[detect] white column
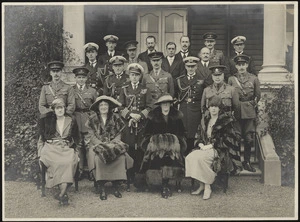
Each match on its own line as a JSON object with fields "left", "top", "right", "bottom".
{"left": 259, "top": 4, "right": 289, "bottom": 85}
{"left": 63, "top": 5, "right": 85, "bottom": 83}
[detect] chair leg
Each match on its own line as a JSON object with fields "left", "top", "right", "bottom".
{"left": 40, "top": 161, "right": 46, "bottom": 197}
{"left": 74, "top": 165, "right": 79, "bottom": 192}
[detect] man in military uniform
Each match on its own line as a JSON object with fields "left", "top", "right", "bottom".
{"left": 98, "top": 35, "right": 122, "bottom": 77}
{"left": 142, "top": 51, "right": 175, "bottom": 102}
{"left": 118, "top": 63, "right": 153, "bottom": 190}
{"left": 83, "top": 42, "right": 105, "bottom": 96}
{"left": 39, "top": 61, "right": 75, "bottom": 116}
{"left": 138, "top": 36, "right": 157, "bottom": 72}
{"left": 162, "top": 42, "right": 185, "bottom": 98}
{"left": 201, "top": 65, "right": 239, "bottom": 116}
{"left": 123, "top": 40, "right": 149, "bottom": 76}
{"left": 103, "top": 56, "right": 129, "bottom": 101}
{"left": 176, "top": 35, "right": 196, "bottom": 60}
{"left": 73, "top": 67, "right": 98, "bottom": 180}
{"left": 228, "top": 55, "right": 261, "bottom": 172}
{"left": 203, "top": 32, "right": 229, "bottom": 81}
{"left": 228, "top": 36, "right": 257, "bottom": 76}
{"left": 177, "top": 56, "right": 208, "bottom": 155}
{"left": 38, "top": 61, "right": 75, "bottom": 156}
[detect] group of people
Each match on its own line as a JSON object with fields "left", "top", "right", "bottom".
{"left": 37, "top": 32, "right": 261, "bottom": 205}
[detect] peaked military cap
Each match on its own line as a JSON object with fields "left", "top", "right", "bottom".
{"left": 233, "top": 54, "right": 250, "bottom": 64}
{"left": 103, "top": 35, "right": 119, "bottom": 42}
{"left": 209, "top": 65, "right": 227, "bottom": 75}
{"left": 148, "top": 51, "right": 164, "bottom": 60}
{"left": 47, "top": 61, "right": 64, "bottom": 70}
{"left": 154, "top": 94, "right": 174, "bottom": 105}
{"left": 183, "top": 56, "right": 200, "bottom": 65}
{"left": 203, "top": 32, "right": 217, "bottom": 40}
{"left": 90, "top": 95, "right": 122, "bottom": 112}
{"left": 73, "top": 67, "right": 89, "bottom": 76}
{"left": 83, "top": 42, "right": 99, "bottom": 52}
{"left": 124, "top": 40, "right": 138, "bottom": 50}
{"left": 231, "top": 36, "right": 246, "bottom": 45}
{"left": 109, "top": 56, "right": 127, "bottom": 65}
{"left": 127, "top": 63, "right": 144, "bottom": 75}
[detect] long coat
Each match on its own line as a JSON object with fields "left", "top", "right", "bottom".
{"left": 177, "top": 71, "right": 209, "bottom": 139}
{"left": 39, "top": 114, "right": 79, "bottom": 187}
{"left": 140, "top": 106, "right": 187, "bottom": 171}
{"left": 85, "top": 112, "right": 133, "bottom": 181}
{"left": 138, "top": 50, "right": 154, "bottom": 72}
{"left": 194, "top": 113, "right": 242, "bottom": 174}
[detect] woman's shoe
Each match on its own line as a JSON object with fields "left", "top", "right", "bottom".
{"left": 58, "top": 194, "right": 69, "bottom": 206}
{"left": 203, "top": 188, "right": 212, "bottom": 200}
{"left": 99, "top": 188, "right": 107, "bottom": 200}
{"left": 161, "top": 187, "right": 171, "bottom": 199}
{"left": 113, "top": 189, "right": 122, "bottom": 198}
{"left": 191, "top": 184, "right": 204, "bottom": 195}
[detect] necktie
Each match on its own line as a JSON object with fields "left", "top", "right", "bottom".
{"left": 204, "top": 62, "right": 207, "bottom": 67}
{"left": 90, "top": 62, "right": 96, "bottom": 68}
{"left": 182, "top": 51, "right": 188, "bottom": 59}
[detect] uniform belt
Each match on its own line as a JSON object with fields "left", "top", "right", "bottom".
{"left": 75, "top": 108, "right": 90, "bottom": 112}
{"left": 46, "top": 139, "right": 69, "bottom": 144}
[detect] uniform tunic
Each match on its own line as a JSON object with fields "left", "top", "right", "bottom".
{"left": 103, "top": 72, "right": 129, "bottom": 100}
{"left": 84, "top": 62, "right": 106, "bottom": 96}
{"left": 118, "top": 84, "right": 153, "bottom": 172}
{"left": 142, "top": 69, "right": 175, "bottom": 102}
{"left": 39, "top": 80, "right": 75, "bottom": 116}
{"left": 201, "top": 83, "right": 239, "bottom": 114}
{"left": 98, "top": 51, "right": 123, "bottom": 77}
{"left": 228, "top": 72, "right": 261, "bottom": 161}
{"left": 177, "top": 72, "right": 207, "bottom": 139}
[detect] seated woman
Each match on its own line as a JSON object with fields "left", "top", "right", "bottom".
{"left": 39, "top": 98, "right": 79, "bottom": 206}
{"left": 85, "top": 95, "right": 134, "bottom": 200}
{"left": 185, "top": 95, "right": 242, "bottom": 200}
{"left": 140, "top": 94, "right": 187, "bottom": 199}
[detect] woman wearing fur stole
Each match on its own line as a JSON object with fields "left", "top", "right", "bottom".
{"left": 85, "top": 95, "right": 134, "bottom": 200}
{"left": 185, "top": 95, "right": 242, "bottom": 200}
{"left": 39, "top": 98, "right": 80, "bottom": 206}
{"left": 140, "top": 94, "right": 187, "bottom": 198}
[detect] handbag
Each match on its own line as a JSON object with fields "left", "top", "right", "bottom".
{"left": 93, "top": 140, "right": 128, "bottom": 164}
{"left": 211, "top": 149, "right": 221, "bottom": 173}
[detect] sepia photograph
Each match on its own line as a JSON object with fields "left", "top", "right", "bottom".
{"left": 2, "top": 1, "right": 298, "bottom": 220}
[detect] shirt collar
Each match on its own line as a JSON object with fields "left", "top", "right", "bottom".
{"left": 77, "top": 84, "right": 85, "bottom": 90}
{"left": 108, "top": 50, "right": 115, "bottom": 56}
{"left": 235, "top": 51, "right": 243, "bottom": 55}
{"left": 147, "top": 49, "right": 156, "bottom": 54}
{"left": 131, "top": 82, "right": 139, "bottom": 88}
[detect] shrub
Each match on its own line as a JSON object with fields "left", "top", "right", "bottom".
{"left": 4, "top": 5, "right": 73, "bottom": 182}
{"left": 264, "top": 83, "right": 295, "bottom": 187}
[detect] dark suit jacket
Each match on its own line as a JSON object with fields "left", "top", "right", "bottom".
{"left": 228, "top": 51, "right": 257, "bottom": 76}
{"left": 195, "top": 61, "right": 214, "bottom": 87}
{"left": 138, "top": 50, "right": 153, "bottom": 72}
{"left": 175, "top": 51, "right": 197, "bottom": 62}
{"left": 161, "top": 56, "right": 185, "bottom": 97}
{"left": 84, "top": 62, "right": 105, "bottom": 95}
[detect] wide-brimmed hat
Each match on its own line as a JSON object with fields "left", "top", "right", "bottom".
{"left": 154, "top": 94, "right": 174, "bottom": 105}
{"left": 90, "top": 95, "right": 122, "bottom": 112}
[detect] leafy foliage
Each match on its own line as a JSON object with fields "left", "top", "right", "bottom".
{"left": 4, "top": 6, "right": 66, "bottom": 182}
{"left": 263, "top": 82, "right": 295, "bottom": 187}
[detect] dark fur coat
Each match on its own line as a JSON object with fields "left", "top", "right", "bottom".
{"left": 195, "top": 113, "right": 242, "bottom": 173}
{"left": 140, "top": 106, "right": 187, "bottom": 169}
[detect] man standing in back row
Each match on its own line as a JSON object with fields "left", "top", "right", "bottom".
{"left": 138, "top": 36, "right": 157, "bottom": 72}
{"left": 228, "top": 54, "right": 261, "bottom": 173}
